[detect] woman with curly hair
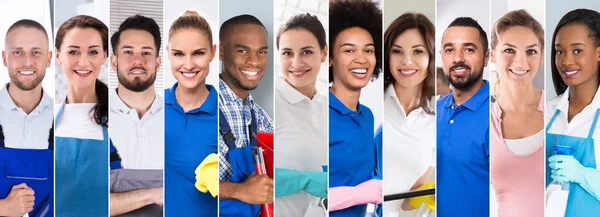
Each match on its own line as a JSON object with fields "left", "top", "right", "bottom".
{"left": 327, "top": 0, "right": 383, "bottom": 216}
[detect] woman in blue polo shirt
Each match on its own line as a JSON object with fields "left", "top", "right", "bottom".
{"left": 164, "top": 11, "right": 218, "bottom": 216}
{"left": 328, "top": 1, "right": 383, "bottom": 216}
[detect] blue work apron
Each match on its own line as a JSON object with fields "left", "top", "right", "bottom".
{"left": 55, "top": 104, "right": 109, "bottom": 217}
{"left": 546, "top": 108, "right": 600, "bottom": 216}
{"left": 219, "top": 109, "right": 261, "bottom": 217}
{"left": 0, "top": 124, "right": 54, "bottom": 217}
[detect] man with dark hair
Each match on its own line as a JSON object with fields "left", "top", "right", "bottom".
{"left": 217, "top": 14, "right": 274, "bottom": 217}
{"left": 436, "top": 16, "right": 490, "bottom": 217}
{"left": 109, "top": 14, "right": 164, "bottom": 217}
{"left": 0, "top": 19, "right": 54, "bottom": 217}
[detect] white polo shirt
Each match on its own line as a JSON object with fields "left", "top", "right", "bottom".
{"left": 547, "top": 87, "right": 600, "bottom": 167}
{"left": 0, "top": 84, "right": 54, "bottom": 149}
{"left": 274, "top": 77, "right": 327, "bottom": 217}
{"left": 383, "top": 84, "right": 435, "bottom": 216}
{"left": 109, "top": 89, "right": 164, "bottom": 170}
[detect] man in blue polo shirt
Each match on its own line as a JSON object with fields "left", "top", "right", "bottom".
{"left": 436, "top": 17, "right": 490, "bottom": 217}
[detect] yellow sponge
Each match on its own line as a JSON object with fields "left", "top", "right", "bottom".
{"left": 408, "top": 182, "right": 435, "bottom": 211}
{"left": 195, "top": 153, "right": 218, "bottom": 197}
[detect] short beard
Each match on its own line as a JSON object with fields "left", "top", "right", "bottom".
{"left": 116, "top": 63, "right": 156, "bottom": 92}
{"left": 11, "top": 74, "right": 43, "bottom": 91}
{"left": 447, "top": 64, "right": 484, "bottom": 90}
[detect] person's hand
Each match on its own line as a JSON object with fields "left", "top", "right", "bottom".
{"left": 354, "top": 179, "right": 383, "bottom": 204}
{"left": 0, "top": 183, "right": 35, "bottom": 216}
{"left": 146, "top": 187, "right": 163, "bottom": 206}
{"left": 237, "top": 173, "right": 274, "bottom": 204}
{"left": 408, "top": 182, "right": 435, "bottom": 211}
{"left": 549, "top": 155, "right": 585, "bottom": 183}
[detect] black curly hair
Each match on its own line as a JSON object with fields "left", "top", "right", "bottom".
{"left": 551, "top": 8, "right": 600, "bottom": 95}
{"left": 329, "top": 0, "right": 382, "bottom": 83}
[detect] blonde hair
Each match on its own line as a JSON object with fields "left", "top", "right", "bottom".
{"left": 169, "top": 10, "right": 213, "bottom": 44}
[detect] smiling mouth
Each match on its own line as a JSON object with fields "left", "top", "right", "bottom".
{"left": 289, "top": 69, "right": 310, "bottom": 75}
{"left": 350, "top": 68, "right": 367, "bottom": 74}
{"left": 399, "top": 69, "right": 417, "bottom": 75}
{"left": 74, "top": 70, "right": 91, "bottom": 75}
{"left": 565, "top": 69, "right": 579, "bottom": 75}
{"left": 181, "top": 71, "right": 199, "bottom": 78}
{"left": 129, "top": 69, "right": 146, "bottom": 75}
{"left": 509, "top": 69, "right": 529, "bottom": 75}
{"left": 241, "top": 70, "right": 259, "bottom": 76}
{"left": 18, "top": 70, "right": 35, "bottom": 75}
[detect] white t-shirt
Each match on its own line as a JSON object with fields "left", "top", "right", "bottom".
{"left": 109, "top": 89, "right": 164, "bottom": 170}
{"left": 546, "top": 87, "right": 600, "bottom": 167}
{"left": 274, "top": 77, "right": 327, "bottom": 217}
{"left": 383, "top": 84, "right": 435, "bottom": 216}
{"left": 55, "top": 103, "right": 103, "bottom": 140}
{"left": 504, "top": 130, "right": 544, "bottom": 156}
{"left": 0, "top": 85, "right": 54, "bottom": 149}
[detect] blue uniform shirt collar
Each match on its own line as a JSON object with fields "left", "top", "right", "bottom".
{"left": 329, "top": 90, "right": 363, "bottom": 116}
{"left": 165, "top": 82, "right": 217, "bottom": 115}
{"left": 444, "top": 80, "right": 489, "bottom": 111}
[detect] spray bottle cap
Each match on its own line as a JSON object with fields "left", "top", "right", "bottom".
{"left": 553, "top": 145, "right": 575, "bottom": 155}
{"left": 366, "top": 203, "right": 376, "bottom": 213}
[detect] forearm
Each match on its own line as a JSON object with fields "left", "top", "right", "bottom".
{"left": 219, "top": 181, "right": 241, "bottom": 200}
{"left": 0, "top": 199, "right": 8, "bottom": 216}
{"left": 109, "top": 189, "right": 153, "bottom": 216}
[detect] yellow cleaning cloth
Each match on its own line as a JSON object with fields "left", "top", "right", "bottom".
{"left": 409, "top": 182, "right": 435, "bottom": 211}
{"left": 195, "top": 153, "right": 218, "bottom": 197}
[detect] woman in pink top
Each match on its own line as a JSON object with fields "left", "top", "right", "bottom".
{"left": 490, "top": 10, "right": 545, "bottom": 217}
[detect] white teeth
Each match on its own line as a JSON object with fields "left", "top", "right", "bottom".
{"left": 565, "top": 70, "right": 579, "bottom": 75}
{"left": 454, "top": 68, "right": 466, "bottom": 73}
{"left": 400, "top": 70, "right": 417, "bottom": 75}
{"left": 19, "top": 70, "right": 34, "bottom": 75}
{"left": 182, "top": 72, "right": 197, "bottom": 78}
{"left": 241, "top": 70, "right": 258, "bottom": 76}
{"left": 129, "top": 69, "right": 146, "bottom": 74}
{"left": 511, "top": 69, "right": 528, "bottom": 75}
{"left": 290, "top": 71, "right": 306, "bottom": 75}
{"left": 75, "top": 70, "right": 91, "bottom": 75}
{"left": 351, "top": 69, "right": 367, "bottom": 74}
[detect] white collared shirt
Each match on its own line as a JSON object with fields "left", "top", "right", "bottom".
{"left": 274, "top": 77, "right": 327, "bottom": 217}
{"left": 547, "top": 87, "right": 600, "bottom": 167}
{"left": 0, "top": 84, "right": 54, "bottom": 149}
{"left": 383, "top": 84, "right": 435, "bottom": 216}
{"left": 109, "top": 89, "right": 164, "bottom": 170}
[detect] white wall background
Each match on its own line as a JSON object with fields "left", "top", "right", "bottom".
{"left": 164, "top": 0, "right": 219, "bottom": 88}
{"left": 436, "top": 0, "right": 490, "bottom": 81}
{"left": 220, "top": 0, "right": 274, "bottom": 117}
{"left": 55, "top": 0, "right": 110, "bottom": 103}
{"left": 0, "top": 0, "right": 55, "bottom": 99}
{"left": 545, "top": 0, "right": 600, "bottom": 100}
{"left": 384, "top": 0, "right": 435, "bottom": 216}
{"left": 488, "top": 1, "right": 545, "bottom": 216}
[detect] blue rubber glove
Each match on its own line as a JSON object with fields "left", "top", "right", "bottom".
{"left": 549, "top": 155, "right": 600, "bottom": 201}
{"left": 275, "top": 168, "right": 327, "bottom": 198}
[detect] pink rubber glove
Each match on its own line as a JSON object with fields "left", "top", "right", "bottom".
{"left": 329, "top": 179, "right": 383, "bottom": 212}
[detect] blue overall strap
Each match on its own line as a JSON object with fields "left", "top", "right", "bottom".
{"left": 219, "top": 109, "right": 237, "bottom": 150}
{"left": 48, "top": 121, "right": 54, "bottom": 150}
{"left": 110, "top": 139, "right": 122, "bottom": 170}
{"left": 587, "top": 109, "right": 600, "bottom": 138}
{"left": 249, "top": 108, "right": 258, "bottom": 147}
{"left": 0, "top": 124, "right": 4, "bottom": 147}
